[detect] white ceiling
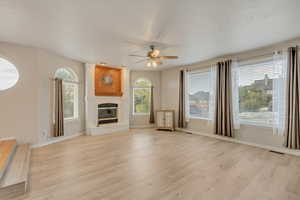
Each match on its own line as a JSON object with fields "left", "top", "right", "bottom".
{"left": 0, "top": 0, "right": 300, "bottom": 70}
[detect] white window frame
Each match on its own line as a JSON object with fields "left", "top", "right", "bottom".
{"left": 63, "top": 81, "right": 79, "bottom": 121}
{"left": 0, "top": 57, "right": 19, "bottom": 91}
{"left": 239, "top": 119, "right": 273, "bottom": 127}
{"left": 132, "top": 87, "right": 151, "bottom": 115}
{"left": 187, "top": 70, "right": 210, "bottom": 120}
{"left": 54, "top": 68, "right": 79, "bottom": 121}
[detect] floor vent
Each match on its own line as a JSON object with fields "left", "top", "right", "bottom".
{"left": 269, "top": 150, "right": 285, "bottom": 155}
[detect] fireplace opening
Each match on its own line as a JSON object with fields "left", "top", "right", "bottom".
{"left": 98, "top": 103, "right": 118, "bottom": 125}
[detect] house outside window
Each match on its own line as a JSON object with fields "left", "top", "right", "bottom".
{"left": 188, "top": 70, "right": 210, "bottom": 119}
{"left": 238, "top": 60, "right": 283, "bottom": 126}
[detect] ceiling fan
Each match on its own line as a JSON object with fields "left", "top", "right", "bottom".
{"left": 129, "top": 45, "right": 178, "bottom": 68}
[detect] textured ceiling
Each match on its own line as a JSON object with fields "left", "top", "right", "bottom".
{"left": 0, "top": 0, "right": 300, "bottom": 70}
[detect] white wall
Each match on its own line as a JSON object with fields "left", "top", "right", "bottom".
{"left": 0, "top": 42, "right": 85, "bottom": 145}
{"left": 36, "top": 49, "right": 85, "bottom": 144}
{"left": 0, "top": 43, "right": 39, "bottom": 144}
{"left": 130, "top": 71, "right": 161, "bottom": 128}
{"left": 160, "top": 38, "right": 300, "bottom": 148}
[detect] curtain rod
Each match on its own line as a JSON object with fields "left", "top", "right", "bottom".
{"left": 236, "top": 50, "right": 281, "bottom": 63}
{"left": 181, "top": 50, "right": 283, "bottom": 72}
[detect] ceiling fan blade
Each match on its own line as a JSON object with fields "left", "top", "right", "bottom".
{"left": 135, "top": 59, "right": 148, "bottom": 64}
{"left": 129, "top": 54, "right": 147, "bottom": 58}
{"left": 158, "top": 56, "right": 178, "bottom": 59}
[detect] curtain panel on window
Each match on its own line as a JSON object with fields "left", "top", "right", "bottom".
{"left": 272, "top": 51, "right": 287, "bottom": 136}
{"left": 231, "top": 61, "right": 240, "bottom": 130}
{"left": 214, "top": 60, "right": 234, "bottom": 137}
{"left": 54, "top": 78, "right": 64, "bottom": 137}
{"left": 149, "top": 86, "right": 155, "bottom": 124}
{"left": 178, "top": 70, "right": 187, "bottom": 128}
{"left": 206, "top": 65, "right": 217, "bottom": 125}
{"left": 285, "top": 46, "right": 300, "bottom": 149}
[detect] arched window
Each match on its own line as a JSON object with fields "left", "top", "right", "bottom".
{"left": 54, "top": 68, "right": 79, "bottom": 120}
{"left": 135, "top": 78, "right": 152, "bottom": 87}
{"left": 0, "top": 58, "right": 19, "bottom": 91}
{"left": 133, "top": 78, "right": 152, "bottom": 115}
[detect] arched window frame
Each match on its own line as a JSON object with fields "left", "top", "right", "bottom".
{"left": 132, "top": 78, "right": 152, "bottom": 115}
{"left": 54, "top": 68, "right": 79, "bottom": 120}
{"left": 0, "top": 57, "right": 19, "bottom": 91}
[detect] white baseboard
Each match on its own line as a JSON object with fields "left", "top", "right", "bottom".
{"left": 32, "top": 132, "right": 85, "bottom": 148}
{"left": 177, "top": 128, "right": 300, "bottom": 157}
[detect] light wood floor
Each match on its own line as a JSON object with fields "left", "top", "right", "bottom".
{"left": 11, "top": 129, "right": 300, "bottom": 200}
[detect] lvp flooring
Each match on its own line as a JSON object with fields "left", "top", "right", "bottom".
{"left": 11, "top": 129, "right": 300, "bottom": 200}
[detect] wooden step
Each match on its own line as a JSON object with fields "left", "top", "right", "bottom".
{"left": 0, "top": 139, "right": 17, "bottom": 180}
{"left": 0, "top": 144, "right": 31, "bottom": 199}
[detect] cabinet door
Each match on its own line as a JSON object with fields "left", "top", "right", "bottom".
{"left": 156, "top": 112, "right": 165, "bottom": 128}
{"left": 164, "top": 112, "right": 173, "bottom": 128}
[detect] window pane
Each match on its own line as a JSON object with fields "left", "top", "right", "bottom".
{"left": 238, "top": 61, "right": 280, "bottom": 124}
{"left": 63, "top": 83, "right": 75, "bottom": 119}
{"left": 134, "top": 88, "right": 150, "bottom": 114}
{"left": 188, "top": 72, "right": 210, "bottom": 118}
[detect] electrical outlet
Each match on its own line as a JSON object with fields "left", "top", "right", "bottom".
{"left": 42, "top": 130, "right": 48, "bottom": 137}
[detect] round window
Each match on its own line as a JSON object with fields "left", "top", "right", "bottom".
{"left": 0, "top": 58, "right": 19, "bottom": 91}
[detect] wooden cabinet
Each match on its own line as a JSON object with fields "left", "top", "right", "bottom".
{"left": 156, "top": 110, "right": 175, "bottom": 131}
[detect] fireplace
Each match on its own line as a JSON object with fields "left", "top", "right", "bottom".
{"left": 98, "top": 103, "right": 118, "bottom": 125}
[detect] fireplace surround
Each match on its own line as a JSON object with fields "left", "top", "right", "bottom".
{"left": 98, "top": 103, "right": 118, "bottom": 125}
{"left": 85, "top": 64, "right": 129, "bottom": 136}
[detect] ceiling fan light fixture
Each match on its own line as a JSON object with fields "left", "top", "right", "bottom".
{"left": 152, "top": 61, "right": 157, "bottom": 67}
{"left": 129, "top": 45, "right": 178, "bottom": 68}
{"left": 152, "top": 50, "right": 160, "bottom": 57}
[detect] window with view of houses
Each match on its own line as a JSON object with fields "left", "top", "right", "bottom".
{"left": 188, "top": 71, "right": 210, "bottom": 119}
{"left": 238, "top": 60, "right": 281, "bottom": 125}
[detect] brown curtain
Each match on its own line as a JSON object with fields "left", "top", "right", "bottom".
{"left": 149, "top": 86, "right": 155, "bottom": 124}
{"left": 54, "top": 78, "right": 64, "bottom": 137}
{"left": 214, "top": 60, "right": 234, "bottom": 137}
{"left": 178, "top": 70, "right": 187, "bottom": 128}
{"left": 285, "top": 46, "right": 300, "bottom": 149}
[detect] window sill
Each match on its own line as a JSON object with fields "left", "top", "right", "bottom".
{"left": 239, "top": 120, "right": 273, "bottom": 128}
{"left": 189, "top": 116, "right": 209, "bottom": 120}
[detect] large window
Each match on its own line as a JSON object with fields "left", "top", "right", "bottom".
{"left": 55, "top": 68, "right": 79, "bottom": 120}
{"left": 238, "top": 60, "right": 282, "bottom": 125}
{"left": 188, "top": 71, "right": 210, "bottom": 119}
{"left": 133, "top": 78, "right": 152, "bottom": 115}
